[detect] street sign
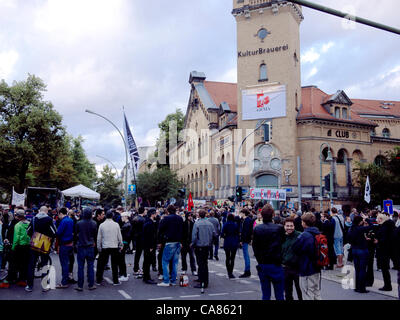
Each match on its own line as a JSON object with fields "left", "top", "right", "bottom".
{"left": 286, "top": 188, "right": 293, "bottom": 193}
{"left": 383, "top": 200, "right": 394, "bottom": 215}
{"left": 128, "top": 184, "right": 136, "bottom": 195}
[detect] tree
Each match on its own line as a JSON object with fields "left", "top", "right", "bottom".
{"left": 154, "top": 108, "right": 185, "bottom": 167}
{"left": 96, "top": 165, "right": 122, "bottom": 207}
{"left": 353, "top": 146, "right": 400, "bottom": 207}
{"left": 137, "top": 167, "right": 183, "bottom": 206}
{"left": 70, "top": 136, "right": 97, "bottom": 189}
{"left": 0, "top": 74, "right": 66, "bottom": 192}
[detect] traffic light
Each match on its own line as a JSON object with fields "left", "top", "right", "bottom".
{"left": 236, "top": 186, "right": 243, "bottom": 202}
{"left": 324, "top": 174, "right": 330, "bottom": 192}
{"left": 263, "top": 122, "right": 271, "bottom": 142}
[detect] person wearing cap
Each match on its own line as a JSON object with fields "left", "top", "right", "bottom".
{"left": 142, "top": 208, "right": 158, "bottom": 284}
{"left": 11, "top": 209, "right": 31, "bottom": 287}
{"left": 75, "top": 207, "right": 98, "bottom": 291}
{"left": 96, "top": 210, "right": 123, "bottom": 286}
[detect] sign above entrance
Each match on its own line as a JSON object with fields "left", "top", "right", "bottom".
{"left": 238, "top": 44, "right": 289, "bottom": 58}
{"left": 242, "top": 85, "right": 286, "bottom": 121}
{"left": 249, "top": 188, "right": 287, "bottom": 201}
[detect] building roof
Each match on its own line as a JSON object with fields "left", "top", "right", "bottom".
{"left": 192, "top": 77, "right": 399, "bottom": 127}
{"left": 204, "top": 81, "right": 238, "bottom": 113}
{"left": 298, "top": 86, "right": 377, "bottom": 126}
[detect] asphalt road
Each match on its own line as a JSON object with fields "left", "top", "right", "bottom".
{"left": 0, "top": 247, "right": 397, "bottom": 301}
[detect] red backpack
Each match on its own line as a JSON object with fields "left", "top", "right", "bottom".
{"left": 315, "top": 234, "right": 329, "bottom": 268}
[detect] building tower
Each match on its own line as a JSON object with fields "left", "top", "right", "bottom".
{"left": 232, "top": 0, "right": 303, "bottom": 204}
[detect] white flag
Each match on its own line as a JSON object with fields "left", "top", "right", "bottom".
{"left": 364, "top": 176, "right": 371, "bottom": 204}
{"left": 12, "top": 187, "right": 25, "bottom": 206}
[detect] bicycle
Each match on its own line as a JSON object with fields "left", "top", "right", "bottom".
{"left": 34, "top": 254, "right": 53, "bottom": 278}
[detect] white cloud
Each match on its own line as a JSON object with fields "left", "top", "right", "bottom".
{"left": 321, "top": 42, "right": 335, "bottom": 53}
{"left": 307, "top": 67, "right": 318, "bottom": 80}
{"left": 0, "top": 49, "right": 18, "bottom": 80}
{"left": 33, "top": 0, "right": 128, "bottom": 45}
{"left": 301, "top": 48, "right": 320, "bottom": 64}
{"left": 218, "top": 67, "right": 237, "bottom": 83}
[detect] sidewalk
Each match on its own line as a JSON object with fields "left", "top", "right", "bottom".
{"left": 321, "top": 264, "right": 399, "bottom": 299}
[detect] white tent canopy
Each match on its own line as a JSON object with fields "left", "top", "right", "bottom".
{"left": 61, "top": 184, "right": 100, "bottom": 200}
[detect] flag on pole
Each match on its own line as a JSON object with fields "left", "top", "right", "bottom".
{"left": 123, "top": 112, "right": 140, "bottom": 175}
{"left": 188, "top": 192, "right": 194, "bottom": 212}
{"left": 364, "top": 176, "right": 371, "bottom": 204}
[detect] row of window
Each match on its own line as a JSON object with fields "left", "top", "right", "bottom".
{"left": 371, "top": 128, "right": 391, "bottom": 138}
{"left": 334, "top": 107, "right": 348, "bottom": 120}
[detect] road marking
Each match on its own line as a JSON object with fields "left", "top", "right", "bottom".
{"left": 104, "top": 277, "right": 113, "bottom": 284}
{"left": 208, "top": 293, "right": 229, "bottom": 296}
{"left": 234, "top": 290, "right": 255, "bottom": 294}
{"left": 180, "top": 295, "right": 201, "bottom": 298}
{"left": 239, "top": 280, "right": 251, "bottom": 284}
{"left": 209, "top": 270, "right": 216, "bottom": 273}
{"left": 251, "top": 276, "right": 258, "bottom": 279}
{"left": 214, "top": 264, "right": 224, "bottom": 268}
{"left": 118, "top": 290, "right": 132, "bottom": 300}
{"left": 216, "top": 273, "right": 226, "bottom": 277}
{"left": 149, "top": 297, "right": 173, "bottom": 300}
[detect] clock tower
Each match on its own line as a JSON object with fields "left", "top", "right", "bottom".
{"left": 232, "top": 0, "right": 303, "bottom": 198}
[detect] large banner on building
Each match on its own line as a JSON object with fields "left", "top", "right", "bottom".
{"left": 249, "top": 188, "right": 287, "bottom": 201}
{"left": 12, "top": 187, "right": 25, "bottom": 206}
{"left": 242, "top": 85, "right": 286, "bottom": 120}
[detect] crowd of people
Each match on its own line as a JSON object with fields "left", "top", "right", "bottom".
{"left": 0, "top": 202, "right": 399, "bottom": 300}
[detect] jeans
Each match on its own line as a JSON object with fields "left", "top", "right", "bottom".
{"left": 224, "top": 248, "right": 237, "bottom": 276}
{"left": 195, "top": 246, "right": 210, "bottom": 286}
{"left": 283, "top": 266, "right": 302, "bottom": 300}
{"left": 27, "top": 250, "right": 50, "bottom": 289}
{"left": 353, "top": 248, "right": 369, "bottom": 292}
{"left": 96, "top": 248, "right": 120, "bottom": 284}
{"left": 77, "top": 246, "right": 95, "bottom": 288}
{"left": 162, "top": 242, "right": 181, "bottom": 284}
{"left": 133, "top": 242, "right": 143, "bottom": 273}
{"left": 300, "top": 273, "right": 322, "bottom": 300}
{"left": 118, "top": 245, "right": 127, "bottom": 277}
{"left": 397, "top": 270, "right": 400, "bottom": 300}
{"left": 256, "top": 264, "right": 285, "bottom": 300}
{"left": 209, "top": 236, "right": 219, "bottom": 258}
{"left": 242, "top": 243, "right": 251, "bottom": 273}
{"left": 181, "top": 244, "right": 196, "bottom": 272}
{"left": 59, "top": 245, "right": 73, "bottom": 285}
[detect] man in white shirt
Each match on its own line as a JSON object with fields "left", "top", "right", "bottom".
{"left": 96, "top": 210, "right": 123, "bottom": 286}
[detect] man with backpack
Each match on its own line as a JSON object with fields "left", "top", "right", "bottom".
{"left": 293, "top": 212, "right": 327, "bottom": 300}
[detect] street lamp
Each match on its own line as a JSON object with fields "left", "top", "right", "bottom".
{"left": 235, "top": 119, "right": 268, "bottom": 205}
{"left": 319, "top": 143, "right": 334, "bottom": 212}
{"left": 96, "top": 155, "right": 119, "bottom": 176}
{"left": 86, "top": 109, "right": 129, "bottom": 210}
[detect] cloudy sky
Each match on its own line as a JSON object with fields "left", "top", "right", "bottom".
{"left": 1, "top": 0, "right": 399, "bottom": 174}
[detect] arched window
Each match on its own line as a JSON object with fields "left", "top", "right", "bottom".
{"left": 337, "top": 149, "right": 348, "bottom": 164}
{"left": 335, "top": 107, "right": 340, "bottom": 119}
{"left": 382, "top": 128, "right": 391, "bottom": 138}
{"left": 342, "top": 108, "right": 348, "bottom": 119}
{"left": 259, "top": 63, "right": 267, "bottom": 81}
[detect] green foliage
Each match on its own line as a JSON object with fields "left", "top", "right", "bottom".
{"left": 353, "top": 146, "right": 400, "bottom": 206}
{"left": 137, "top": 167, "right": 182, "bottom": 206}
{"left": 96, "top": 165, "right": 122, "bottom": 207}
{"left": 0, "top": 74, "right": 65, "bottom": 192}
{"left": 154, "top": 108, "right": 185, "bottom": 167}
{"left": 0, "top": 75, "right": 97, "bottom": 193}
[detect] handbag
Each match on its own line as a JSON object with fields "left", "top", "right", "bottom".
{"left": 30, "top": 218, "right": 52, "bottom": 254}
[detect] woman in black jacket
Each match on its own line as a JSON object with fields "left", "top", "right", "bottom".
{"left": 375, "top": 213, "right": 395, "bottom": 291}
{"left": 348, "top": 215, "right": 374, "bottom": 293}
{"left": 221, "top": 214, "right": 240, "bottom": 279}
